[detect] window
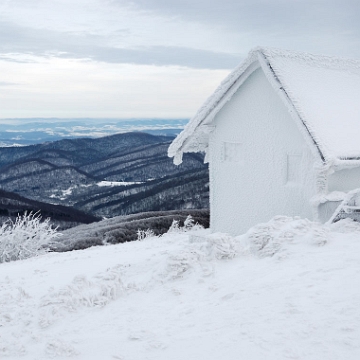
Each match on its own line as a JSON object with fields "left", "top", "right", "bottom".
{"left": 221, "top": 142, "right": 243, "bottom": 163}
{"left": 286, "top": 154, "right": 302, "bottom": 184}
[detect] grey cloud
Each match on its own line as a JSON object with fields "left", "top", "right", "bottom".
{"left": 125, "top": 0, "right": 360, "bottom": 55}
{"left": 0, "top": 21, "right": 104, "bottom": 55}
{"left": 127, "top": 0, "right": 360, "bottom": 32}
{"left": 0, "top": 81, "right": 19, "bottom": 86}
{"left": 2, "top": 0, "right": 360, "bottom": 70}
{"left": 74, "top": 46, "right": 240, "bottom": 69}
{"left": 0, "top": 21, "right": 240, "bottom": 69}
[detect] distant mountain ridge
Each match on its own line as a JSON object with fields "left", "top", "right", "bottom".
{"left": 0, "top": 132, "right": 172, "bottom": 167}
{"left": 0, "top": 118, "right": 188, "bottom": 146}
{"left": 0, "top": 132, "right": 209, "bottom": 219}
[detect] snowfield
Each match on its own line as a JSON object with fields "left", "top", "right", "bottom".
{"left": 1, "top": 216, "right": 360, "bottom": 359}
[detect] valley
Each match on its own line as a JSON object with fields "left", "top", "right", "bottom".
{"left": 0, "top": 132, "right": 209, "bottom": 221}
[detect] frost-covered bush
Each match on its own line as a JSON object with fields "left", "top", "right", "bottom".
{"left": 167, "top": 215, "right": 204, "bottom": 233}
{"left": 0, "top": 212, "right": 61, "bottom": 263}
{"left": 167, "top": 219, "right": 181, "bottom": 233}
{"left": 136, "top": 215, "right": 203, "bottom": 241}
{"left": 136, "top": 229, "right": 155, "bottom": 241}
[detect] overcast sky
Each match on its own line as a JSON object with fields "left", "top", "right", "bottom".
{"left": 0, "top": 0, "right": 359, "bottom": 119}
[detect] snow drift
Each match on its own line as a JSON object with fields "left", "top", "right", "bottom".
{"left": 1, "top": 216, "right": 360, "bottom": 359}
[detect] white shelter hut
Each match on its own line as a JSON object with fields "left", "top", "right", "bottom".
{"left": 168, "top": 47, "right": 360, "bottom": 235}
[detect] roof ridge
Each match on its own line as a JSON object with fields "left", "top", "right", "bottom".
{"left": 258, "top": 47, "right": 360, "bottom": 73}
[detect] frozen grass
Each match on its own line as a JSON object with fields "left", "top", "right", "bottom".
{"left": 53, "top": 210, "right": 209, "bottom": 251}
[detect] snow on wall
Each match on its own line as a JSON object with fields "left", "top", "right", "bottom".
{"left": 209, "top": 68, "right": 318, "bottom": 235}
{"left": 328, "top": 166, "right": 360, "bottom": 192}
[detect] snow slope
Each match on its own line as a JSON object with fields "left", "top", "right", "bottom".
{"left": 1, "top": 216, "right": 360, "bottom": 359}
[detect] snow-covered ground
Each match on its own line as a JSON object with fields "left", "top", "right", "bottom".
{"left": 1, "top": 216, "right": 360, "bottom": 359}
{"left": 49, "top": 182, "right": 141, "bottom": 201}
{"left": 97, "top": 181, "right": 143, "bottom": 187}
{"left": 49, "top": 185, "right": 92, "bottom": 200}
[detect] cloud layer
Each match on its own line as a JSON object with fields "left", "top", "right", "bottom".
{"left": 0, "top": 0, "right": 359, "bottom": 118}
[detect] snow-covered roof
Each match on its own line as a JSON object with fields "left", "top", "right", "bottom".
{"left": 168, "top": 47, "right": 360, "bottom": 166}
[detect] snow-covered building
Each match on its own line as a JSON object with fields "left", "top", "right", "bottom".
{"left": 168, "top": 47, "right": 360, "bottom": 235}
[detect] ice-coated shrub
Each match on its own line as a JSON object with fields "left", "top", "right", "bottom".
{"left": 0, "top": 212, "right": 61, "bottom": 263}
{"left": 167, "top": 219, "right": 181, "bottom": 233}
{"left": 136, "top": 229, "right": 155, "bottom": 241}
{"left": 167, "top": 215, "right": 204, "bottom": 233}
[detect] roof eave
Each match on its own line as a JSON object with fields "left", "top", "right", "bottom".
{"left": 168, "top": 51, "right": 262, "bottom": 164}
{"left": 333, "top": 158, "right": 360, "bottom": 170}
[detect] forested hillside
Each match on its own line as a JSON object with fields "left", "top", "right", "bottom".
{"left": 0, "top": 188, "right": 100, "bottom": 229}
{"left": 0, "top": 132, "right": 209, "bottom": 218}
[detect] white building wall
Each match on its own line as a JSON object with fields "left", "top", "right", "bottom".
{"left": 209, "top": 68, "right": 318, "bottom": 235}
{"left": 328, "top": 167, "right": 360, "bottom": 192}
